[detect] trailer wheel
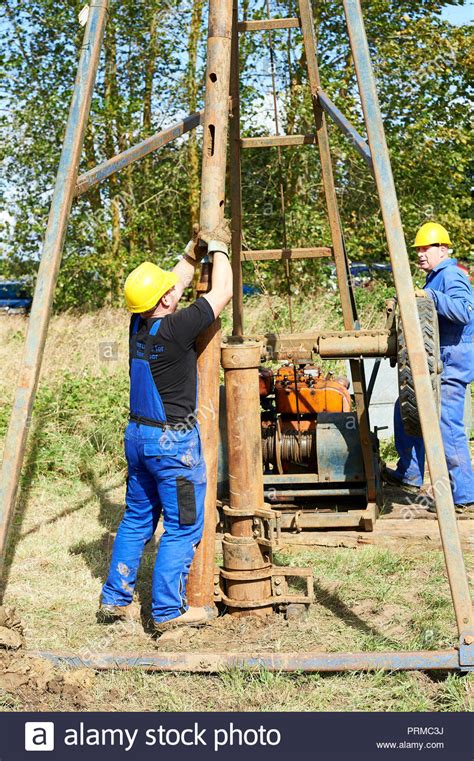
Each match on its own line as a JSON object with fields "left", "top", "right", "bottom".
{"left": 397, "top": 296, "right": 441, "bottom": 437}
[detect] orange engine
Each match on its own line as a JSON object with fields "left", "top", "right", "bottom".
{"left": 260, "top": 363, "right": 354, "bottom": 473}
{"left": 273, "top": 365, "right": 351, "bottom": 415}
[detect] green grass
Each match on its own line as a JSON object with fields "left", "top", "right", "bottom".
{"left": 0, "top": 300, "right": 473, "bottom": 713}
{"left": 40, "top": 668, "right": 470, "bottom": 713}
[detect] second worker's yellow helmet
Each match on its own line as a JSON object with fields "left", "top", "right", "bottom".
{"left": 412, "top": 222, "right": 452, "bottom": 248}
{"left": 124, "top": 262, "right": 178, "bottom": 313}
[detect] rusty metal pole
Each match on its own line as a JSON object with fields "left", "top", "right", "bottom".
{"left": 0, "top": 1, "right": 109, "bottom": 578}
{"left": 29, "top": 648, "right": 465, "bottom": 672}
{"left": 187, "top": 0, "right": 233, "bottom": 607}
{"left": 343, "top": 0, "right": 473, "bottom": 636}
{"left": 221, "top": 341, "right": 273, "bottom": 616}
{"left": 229, "top": 0, "right": 244, "bottom": 336}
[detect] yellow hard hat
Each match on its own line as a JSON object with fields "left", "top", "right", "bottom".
{"left": 124, "top": 262, "right": 178, "bottom": 313}
{"left": 412, "top": 222, "right": 452, "bottom": 248}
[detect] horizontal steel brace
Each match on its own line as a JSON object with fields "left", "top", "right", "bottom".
{"left": 264, "top": 473, "right": 320, "bottom": 484}
{"left": 241, "top": 247, "right": 332, "bottom": 261}
{"left": 74, "top": 110, "right": 205, "bottom": 196}
{"left": 29, "top": 649, "right": 461, "bottom": 672}
{"left": 222, "top": 506, "right": 275, "bottom": 519}
{"left": 270, "top": 509, "right": 372, "bottom": 531}
{"left": 317, "top": 89, "right": 373, "bottom": 174}
{"left": 219, "top": 565, "right": 312, "bottom": 582}
{"left": 219, "top": 593, "right": 312, "bottom": 607}
{"left": 317, "top": 330, "right": 396, "bottom": 358}
{"left": 238, "top": 18, "right": 300, "bottom": 32}
{"left": 247, "top": 329, "right": 395, "bottom": 359}
{"left": 220, "top": 566, "right": 273, "bottom": 581}
{"left": 241, "top": 135, "right": 316, "bottom": 148}
{"left": 265, "top": 488, "right": 366, "bottom": 497}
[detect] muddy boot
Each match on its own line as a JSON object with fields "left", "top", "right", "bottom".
{"left": 153, "top": 606, "right": 217, "bottom": 635}
{"left": 381, "top": 467, "right": 420, "bottom": 495}
{"left": 427, "top": 502, "right": 474, "bottom": 518}
{"left": 415, "top": 486, "right": 435, "bottom": 510}
{"left": 455, "top": 503, "right": 474, "bottom": 517}
{"left": 97, "top": 600, "right": 141, "bottom": 623}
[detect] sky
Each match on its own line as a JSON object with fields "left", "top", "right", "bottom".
{"left": 441, "top": 2, "right": 473, "bottom": 24}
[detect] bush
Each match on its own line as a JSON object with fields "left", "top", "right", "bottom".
{"left": 12, "top": 371, "right": 130, "bottom": 480}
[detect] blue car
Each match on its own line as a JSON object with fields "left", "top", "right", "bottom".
{"left": 242, "top": 284, "right": 262, "bottom": 296}
{"left": 326, "top": 262, "right": 392, "bottom": 289}
{"left": 0, "top": 280, "right": 32, "bottom": 314}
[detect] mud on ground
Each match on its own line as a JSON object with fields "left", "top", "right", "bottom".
{"left": 0, "top": 606, "right": 92, "bottom": 710}
{"left": 1, "top": 483, "right": 473, "bottom": 712}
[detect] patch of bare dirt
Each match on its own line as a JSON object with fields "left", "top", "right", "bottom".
{"left": 0, "top": 605, "right": 94, "bottom": 710}
{"left": 154, "top": 609, "right": 311, "bottom": 653}
{"left": 0, "top": 654, "right": 94, "bottom": 709}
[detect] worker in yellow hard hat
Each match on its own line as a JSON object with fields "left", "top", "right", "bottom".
{"left": 100, "top": 225, "right": 233, "bottom": 632}
{"left": 123, "top": 261, "right": 179, "bottom": 314}
{"left": 412, "top": 221, "right": 452, "bottom": 250}
{"left": 384, "top": 222, "right": 474, "bottom": 514}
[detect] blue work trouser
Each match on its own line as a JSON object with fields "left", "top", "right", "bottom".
{"left": 394, "top": 380, "right": 474, "bottom": 504}
{"left": 101, "top": 422, "right": 206, "bottom": 622}
{"left": 393, "top": 398, "right": 426, "bottom": 487}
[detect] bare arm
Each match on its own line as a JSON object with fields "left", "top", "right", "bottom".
{"left": 172, "top": 256, "right": 196, "bottom": 300}
{"left": 202, "top": 251, "right": 233, "bottom": 318}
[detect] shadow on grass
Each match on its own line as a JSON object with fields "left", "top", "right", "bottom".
{"left": 14, "top": 468, "right": 124, "bottom": 543}
{"left": 313, "top": 578, "right": 402, "bottom": 649}
{"left": 70, "top": 462, "right": 155, "bottom": 618}
{"left": 276, "top": 565, "right": 403, "bottom": 650}
{"left": 1, "top": 413, "right": 45, "bottom": 601}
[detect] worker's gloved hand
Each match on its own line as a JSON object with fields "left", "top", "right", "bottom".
{"left": 200, "top": 219, "right": 231, "bottom": 258}
{"left": 183, "top": 223, "right": 207, "bottom": 264}
{"left": 414, "top": 288, "right": 428, "bottom": 298}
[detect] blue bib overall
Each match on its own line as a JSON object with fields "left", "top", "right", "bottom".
{"left": 393, "top": 260, "right": 474, "bottom": 504}
{"left": 101, "top": 317, "right": 206, "bottom": 623}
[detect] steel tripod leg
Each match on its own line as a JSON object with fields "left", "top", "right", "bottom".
{"left": 298, "top": 0, "right": 376, "bottom": 500}
{"left": 0, "top": 1, "right": 109, "bottom": 581}
{"left": 343, "top": 0, "right": 472, "bottom": 638}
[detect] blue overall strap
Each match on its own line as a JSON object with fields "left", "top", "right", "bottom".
{"left": 131, "top": 315, "right": 141, "bottom": 335}
{"left": 149, "top": 319, "right": 162, "bottom": 336}
{"left": 144, "top": 319, "right": 162, "bottom": 361}
{"left": 129, "top": 317, "right": 167, "bottom": 424}
{"left": 129, "top": 315, "right": 142, "bottom": 363}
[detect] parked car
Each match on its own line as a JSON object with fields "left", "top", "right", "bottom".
{"left": 0, "top": 280, "right": 33, "bottom": 314}
{"left": 326, "top": 262, "right": 392, "bottom": 290}
{"left": 242, "top": 284, "right": 262, "bottom": 296}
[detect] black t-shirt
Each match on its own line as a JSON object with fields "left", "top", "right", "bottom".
{"left": 130, "top": 297, "right": 215, "bottom": 424}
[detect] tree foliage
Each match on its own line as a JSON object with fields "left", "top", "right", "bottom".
{"left": 0, "top": 0, "right": 472, "bottom": 309}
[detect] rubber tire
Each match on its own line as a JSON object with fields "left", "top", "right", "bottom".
{"left": 397, "top": 296, "right": 441, "bottom": 438}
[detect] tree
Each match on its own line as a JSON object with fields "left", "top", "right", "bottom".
{"left": 0, "top": 0, "right": 471, "bottom": 309}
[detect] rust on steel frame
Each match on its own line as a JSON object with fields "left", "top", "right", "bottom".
{"left": 186, "top": 0, "right": 234, "bottom": 607}
{"left": 218, "top": 340, "right": 314, "bottom": 614}
{"left": 343, "top": 0, "right": 472, "bottom": 641}
{"left": 27, "top": 649, "right": 467, "bottom": 673}
{"left": 0, "top": 0, "right": 471, "bottom": 672}
{"left": 0, "top": 0, "right": 110, "bottom": 574}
